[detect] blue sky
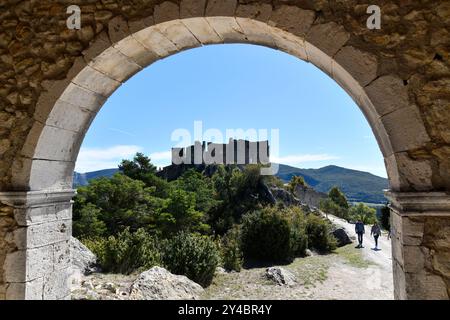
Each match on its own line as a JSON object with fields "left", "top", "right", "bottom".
{"left": 76, "top": 44, "right": 387, "bottom": 178}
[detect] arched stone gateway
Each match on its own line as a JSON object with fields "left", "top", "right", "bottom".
{"left": 0, "top": 1, "right": 449, "bottom": 300}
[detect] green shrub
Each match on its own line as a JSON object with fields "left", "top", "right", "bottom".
{"left": 84, "top": 228, "right": 161, "bottom": 274}
{"left": 349, "top": 203, "right": 378, "bottom": 225}
{"left": 240, "top": 206, "right": 307, "bottom": 263}
{"left": 306, "top": 214, "right": 337, "bottom": 253}
{"left": 161, "top": 232, "right": 220, "bottom": 287}
{"left": 319, "top": 198, "right": 349, "bottom": 220}
{"left": 220, "top": 225, "right": 243, "bottom": 272}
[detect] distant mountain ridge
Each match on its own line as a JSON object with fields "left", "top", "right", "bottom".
{"left": 73, "top": 169, "right": 119, "bottom": 187}
{"left": 276, "top": 164, "right": 388, "bottom": 204}
{"left": 73, "top": 164, "right": 388, "bottom": 204}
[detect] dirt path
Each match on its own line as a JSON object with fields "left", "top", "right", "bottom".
{"left": 299, "top": 214, "right": 394, "bottom": 300}
{"left": 202, "top": 214, "right": 394, "bottom": 300}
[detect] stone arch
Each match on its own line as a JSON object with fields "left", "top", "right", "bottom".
{"left": 0, "top": 1, "right": 449, "bottom": 300}
{"left": 17, "top": 17, "right": 402, "bottom": 192}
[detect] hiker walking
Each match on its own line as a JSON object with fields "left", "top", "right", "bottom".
{"left": 355, "top": 219, "right": 365, "bottom": 248}
{"left": 371, "top": 222, "right": 382, "bottom": 250}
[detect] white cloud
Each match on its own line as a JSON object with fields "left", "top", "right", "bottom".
{"left": 272, "top": 154, "right": 339, "bottom": 166}
{"left": 75, "top": 145, "right": 143, "bottom": 172}
{"left": 148, "top": 151, "right": 172, "bottom": 169}
{"left": 149, "top": 151, "right": 171, "bottom": 161}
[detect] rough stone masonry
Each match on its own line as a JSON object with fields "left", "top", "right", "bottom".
{"left": 0, "top": 0, "right": 449, "bottom": 299}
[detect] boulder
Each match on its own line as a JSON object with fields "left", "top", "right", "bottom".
{"left": 265, "top": 267, "right": 296, "bottom": 286}
{"left": 332, "top": 228, "right": 352, "bottom": 247}
{"left": 269, "top": 186, "right": 300, "bottom": 206}
{"left": 70, "top": 236, "right": 100, "bottom": 275}
{"left": 129, "top": 266, "right": 204, "bottom": 300}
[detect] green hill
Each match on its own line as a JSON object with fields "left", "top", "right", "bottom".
{"left": 73, "top": 164, "right": 389, "bottom": 204}
{"left": 276, "top": 164, "right": 388, "bottom": 204}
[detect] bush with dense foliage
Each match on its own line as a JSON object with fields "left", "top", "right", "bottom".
{"left": 319, "top": 186, "right": 350, "bottom": 220}
{"left": 305, "top": 214, "right": 337, "bottom": 253}
{"left": 73, "top": 203, "right": 107, "bottom": 239}
{"left": 328, "top": 186, "right": 350, "bottom": 209}
{"left": 161, "top": 232, "right": 220, "bottom": 287}
{"left": 84, "top": 228, "right": 161, "bottom": 274}
{"left": 319, "top": 198, "right": 349, "bottom": 220}
{"left": 348, "top": 203, "right": 378, "bottom": 224}
{"left": 209, "top": 165, "right": 272, "bottom": 234}
{"left": 220, "top": 225, "right": 243, "bottom": 272}
{"left": 158, "top": 188, "right": 209, "bottom": 236}
{"left": 287, "top": 175, "right": 307, "bottom": 194}
{"left": 73, "top": 173, "right": 166, "bottom": 237}
{"left": 240, "top": 206, "right": 308, "bottom": 263}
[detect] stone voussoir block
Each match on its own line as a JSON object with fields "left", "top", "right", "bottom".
{"left": 334, "top": 46, "right": 378, "bottom": 87}
{"left": 235, "top": 17, "right": 277, "bottom": 49}
{"left": 133, "top": 26, "right": 178, "bottom": 58}
{"left": 46, "top": 100, "right": 95, "bottom": 133}
{"left": 365, "top": 75, "right": 410, "bottom": 117}
{"left": 113, "top": 35, "right": 160, "bottom": 68}
{"left": 72, "top": 65, "right": 121, "bottom": 98}
{"left": 26, "top": 159, "right": 75, "bottom": 191}
{"left": 306, "top": 22, "right": 350, "bottom": 57}
{"left": 181, "top": 18, "right": 222, "bottom": 45}
{"left": 205, "top": 17, "right": 246, "bottom": 43}
{"left": 270, "top": 27, "right": 307, "bottom": 61}
{"left": 380, "top": 105, "right": 431, "bottom": 153}
{"left": 59, "top": 83, "right": 106, "bottom": 113}
{"left": 154, "top": 20, "right": 201, "bottom": 51}
{"left": 31, "top": 125, "right": 83, "bottom": 162}
{"left": 89, "top": 47, "right": 142, "bottom": 83}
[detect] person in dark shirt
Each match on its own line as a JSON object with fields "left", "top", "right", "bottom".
{"left": 355, "top": 220, "right": 365, "bottom": 248}
{"left": 371, "top": 222, "right": 382, "bottom": 250}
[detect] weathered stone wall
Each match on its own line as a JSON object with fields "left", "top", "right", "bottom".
{"left": 0, "top": 0, "right": 449, "bottom": 300}
{"left": 387, "top": 191, "right": 450, "bottom": 299}
{"left": 392, "top": 213, "right": 450, "bottom": 299}
{"left": 0, "top": 202, "right": 18, "bottom": 299}
{"left": 0, "top": 191, "right": 74, "bottom": 299}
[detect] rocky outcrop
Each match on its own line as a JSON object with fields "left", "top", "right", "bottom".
{"left": 129, "top": 267, "right": 204, "bottom": 300}
{"left": 270, "top": 187, "right": 300, "bottom": 206}
{"left": 70, "top": 237, "right": 99, "bottom": 275}
{"left": 293, "top": 184, "right": 327, "bottom": 208}
{"left": 71, "top": 266, "right": 204, "bottom": 300}
{"left": 266, "top": 267, "right": 296, "bottom": 286}
{"left": 331, "top": 228, "right": 352, "bottom": 247}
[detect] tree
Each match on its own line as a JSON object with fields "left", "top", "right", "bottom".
{"left": 73, "top": 203, "right": 107, "bottom": 239}
{"left": 208, "top": 165, "right": 271, "bottom": 235}
{"left": 171, "top": 169, "right": 217, "bottom": 213}
{"left": 349, "top": 203, "right": 378, "bottom": 224}
{"left": 319, "top": 198, "right": 349, "bottom": 220}
{"left": 288, "top": 175, "right": 306, "bottom": 194}
{"left": 73, "top": 173, "right": 166, "bottom": 236}
{"left": 119, "top": 152, "right": 157, "bottom": 179}
{"left": 328, "top": 186, "right": 349, "bottom": 209}
{"left": 119, "top": 152, "right": 171, "bottom": 198}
